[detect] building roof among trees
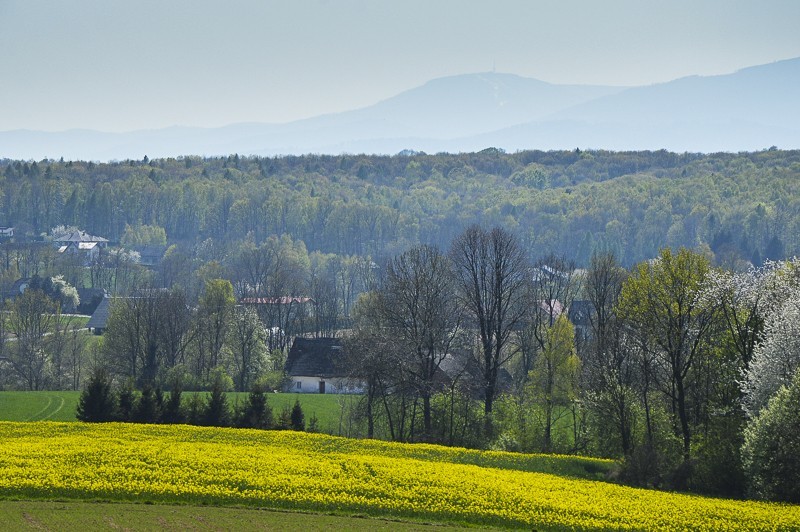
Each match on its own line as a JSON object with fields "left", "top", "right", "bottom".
{"left": 567, "top": 300, "right": 593, "bottom": 328}
{"left": 85, "top": 297, "right": 112, "bottom": 331}
{"left": 285, "top": 337, "right": 345, "bottom": 377}
{"left": 240, "top": 297, "right": 313, "bottom": 305}
{"left": 54, "top": 230, "right": 108, "bottom": 244}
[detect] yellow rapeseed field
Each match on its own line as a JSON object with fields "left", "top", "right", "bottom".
{"left": 0, "top": 422, "right": 797, "bottom": 530}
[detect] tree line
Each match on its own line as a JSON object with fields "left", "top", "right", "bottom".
{"left": 3, "top": 220, "right": 799, "bottom": 502}
{"left": 77, "top": 370, "right": 314, "bottom": 432}
{"left": 2, "top": 149, "right": 800, "bottom": 269}
{"left": 68, "top": 222, "right": 800, "bottom": 503}
{"left": 1, "top": 149, "right": 799, "bottom": 503}
{"left": 341, "top": 226, "right": 800, "bottom": 503}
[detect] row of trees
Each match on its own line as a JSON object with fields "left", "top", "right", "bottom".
{"left": 77, "top": 369, "right": 311, "bottom": 431}
{"left": 4, "top": 217, "right": 798, "bottom": 502}
{"left": 338, "top": 225, "right": 799, "bottom": 502}
{"left": 101, "top": 280, "right": 282, "bottom": 392}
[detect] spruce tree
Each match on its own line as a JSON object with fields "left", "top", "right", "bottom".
{"left": 133, "top": 384, "right": 160, "bottom": 423}
{"left": 238, "top": 384, "right": 273, "bottom": 429}
{"left": 76, "top": 368, "right": 116, "bottom": 422}
{"left": 117, "top": 380, "right": 136, "bottom": 422}
{"left": 290, "top": 398, "right": 305, "bottom": 431}
{"left": 162, "top": 379, "right": 184, "bottom": 424}
{"left": 203, "top": 376, "right": 231, "bottom": 427}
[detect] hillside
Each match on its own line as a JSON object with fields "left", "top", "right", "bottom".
{"left": 2, "top": 149, "right": 799, "bottom": 268}
{"left": 1, "top": 422, "right": 797, "bottom": 529}
{"left": 2, "top": 58, "right": 799, "bottom": 160}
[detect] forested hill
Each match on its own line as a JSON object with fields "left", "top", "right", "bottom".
{"left": 2, "top": 148, "right": 799, "bottom": 267}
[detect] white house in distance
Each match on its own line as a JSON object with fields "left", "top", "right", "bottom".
{"left": 284, "top": 337, "right": 363, "bottom": 394}
{"left": 53, "top": 229, "right": 108, "bottom": 263}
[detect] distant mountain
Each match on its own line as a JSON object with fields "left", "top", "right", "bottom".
{"left": 470, "top": 57, "right": 800, "bottom": 152}
{"left": 2, "top": 59, "right": 799, "bottom": 160}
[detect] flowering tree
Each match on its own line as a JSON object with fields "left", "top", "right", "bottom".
{"left": 742, "top": 284, "right": 800, "bottom": 417}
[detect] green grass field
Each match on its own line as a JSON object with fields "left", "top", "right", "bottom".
{"left": 0, "top": 500, "right": 466, "bottom": 531}
{"left": 0, "top": 391, "right": 350, "bottom": 430}
{"left": 0, "top": 391, "right": 81, "bottom": 422}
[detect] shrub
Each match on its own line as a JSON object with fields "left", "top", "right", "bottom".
{"left": 291, "top": 399, "right": 305, "bottom": 431}
{"left": 203, "top": 376, "right": 231, "bottom": 427}
{"left": 76, "top": 368, "right": 117, "bottom": 422}
{"left": 237, "top": 384, "right": 273, "bottom": 429}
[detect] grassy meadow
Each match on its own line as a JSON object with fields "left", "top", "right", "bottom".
{"left": 1, "top": 421, "right": 799, "bottom": 530}
{"left": 0, "top": 390, "right": 350, "bottom": 430}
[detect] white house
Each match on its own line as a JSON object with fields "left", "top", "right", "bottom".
{"left": 54, "top": 229, "right": 109, "bottom": 265}
{"left": 284, "top": 337, "right": 363, "bottom": 394}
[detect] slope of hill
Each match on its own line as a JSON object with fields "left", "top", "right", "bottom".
{"left": 473, "top": 57, "right": 800, "bottom": 152}
{"left": 1, "top": 58, "right": 798, "bottom": 159}
{"left": 1, "top": 422, "right": 797, "bottom": 530}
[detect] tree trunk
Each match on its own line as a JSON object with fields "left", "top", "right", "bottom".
{"left": 676, "top": 376, "right": 691, "bottom": 461}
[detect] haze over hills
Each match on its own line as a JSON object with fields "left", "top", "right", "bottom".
{"left": 2, "top": 58, "right": 799, "bottom": 161}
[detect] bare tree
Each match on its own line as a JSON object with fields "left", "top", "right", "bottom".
{"left": 450, "top": 225, "right": 528, "bottom": 433}
{"left": 6, "top": 289, "right": 59, "bottom": 390}
{"left": 157, "top": 288, "right": 195, "bottom": 371}
{"left": 345, "top": 292, "right": 400, "bottom": 439}
{"left": 584, "top": 252, "right": 637, "bottom": 455}
{"left": 380, "top": 244, "right": 462, "bottom": 438}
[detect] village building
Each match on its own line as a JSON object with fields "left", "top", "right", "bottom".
{"left": 53, "top": 230, "right": 109, "bottom": 264}
{"left": 284, "top": 337, "right": 363, "bottom": 394}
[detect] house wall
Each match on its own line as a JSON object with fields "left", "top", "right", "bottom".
{"left": 288, "top": 376, "right": 364, "bottom": 394}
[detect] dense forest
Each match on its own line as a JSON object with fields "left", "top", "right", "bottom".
{"left": 2, "top": 148, "right": 799, "bottom": 268}
{"left": 2, "top": 149, "right": 800, "bottom": 503}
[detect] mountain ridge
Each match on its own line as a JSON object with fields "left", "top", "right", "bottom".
{"left": 2, "top": 58, "right": 798, "bottom": 160}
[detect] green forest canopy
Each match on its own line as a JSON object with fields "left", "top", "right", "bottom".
{"left": 2, "top": 148, "right": 799, "bottom": 267}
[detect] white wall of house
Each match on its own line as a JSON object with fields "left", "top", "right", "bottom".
{"left": 288, "top": 376, "right": 364, "bottom": 394}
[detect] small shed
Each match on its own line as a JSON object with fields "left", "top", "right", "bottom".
{"left": 85, "top": 297, "right": 112, "bottom": 335}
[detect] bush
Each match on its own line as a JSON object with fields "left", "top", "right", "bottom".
{"left": 203, "top": 376, "right": 231, "bottom": 427}
{"left": 76, "top": 368, "right": 117, "bottom": 422}
{"left": 742, "top": 369, "right": 800, "bottom": 502}
{"left": 116, "top": 380, "right": 136, "bottom": 422}
{"left": 291, "top": 399, "right": 305, "bottom": 431}
{"left": 689, "top": 415, "right": 746, "bottom": 497}
{"left": 162, "top": 379, "right": 185, "bottom": 424}
{"left": 237, "top": 384, "right": 273, "bottom": 429}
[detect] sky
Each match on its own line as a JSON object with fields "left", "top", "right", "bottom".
{"left": 2, "top": 0, "right": 799, "bottom": 132}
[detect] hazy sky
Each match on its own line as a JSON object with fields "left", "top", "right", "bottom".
{"left": 2, "top": 0, "right": 799, "bottom": 132}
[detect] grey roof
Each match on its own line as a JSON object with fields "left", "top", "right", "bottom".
{"left": 85, "top": 297, "right": 112, "bottom": 330}
{"left": 77, "top": 287, "right": 107, "bottom": 314}
{"left": 285, "top": 337, "right": 345, "bottom": 378}
{"left": 55, "top": 230, "right": 108, "bottom": 243}
{"left": 568, "top": 300, "right": 593, "bottom": 327}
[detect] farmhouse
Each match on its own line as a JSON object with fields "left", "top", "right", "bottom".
{"left": 284, "top": 337, "right": 362, "bottom": 394}
{"left": 54, "top": 229, "right": 109, "bottom": 264}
